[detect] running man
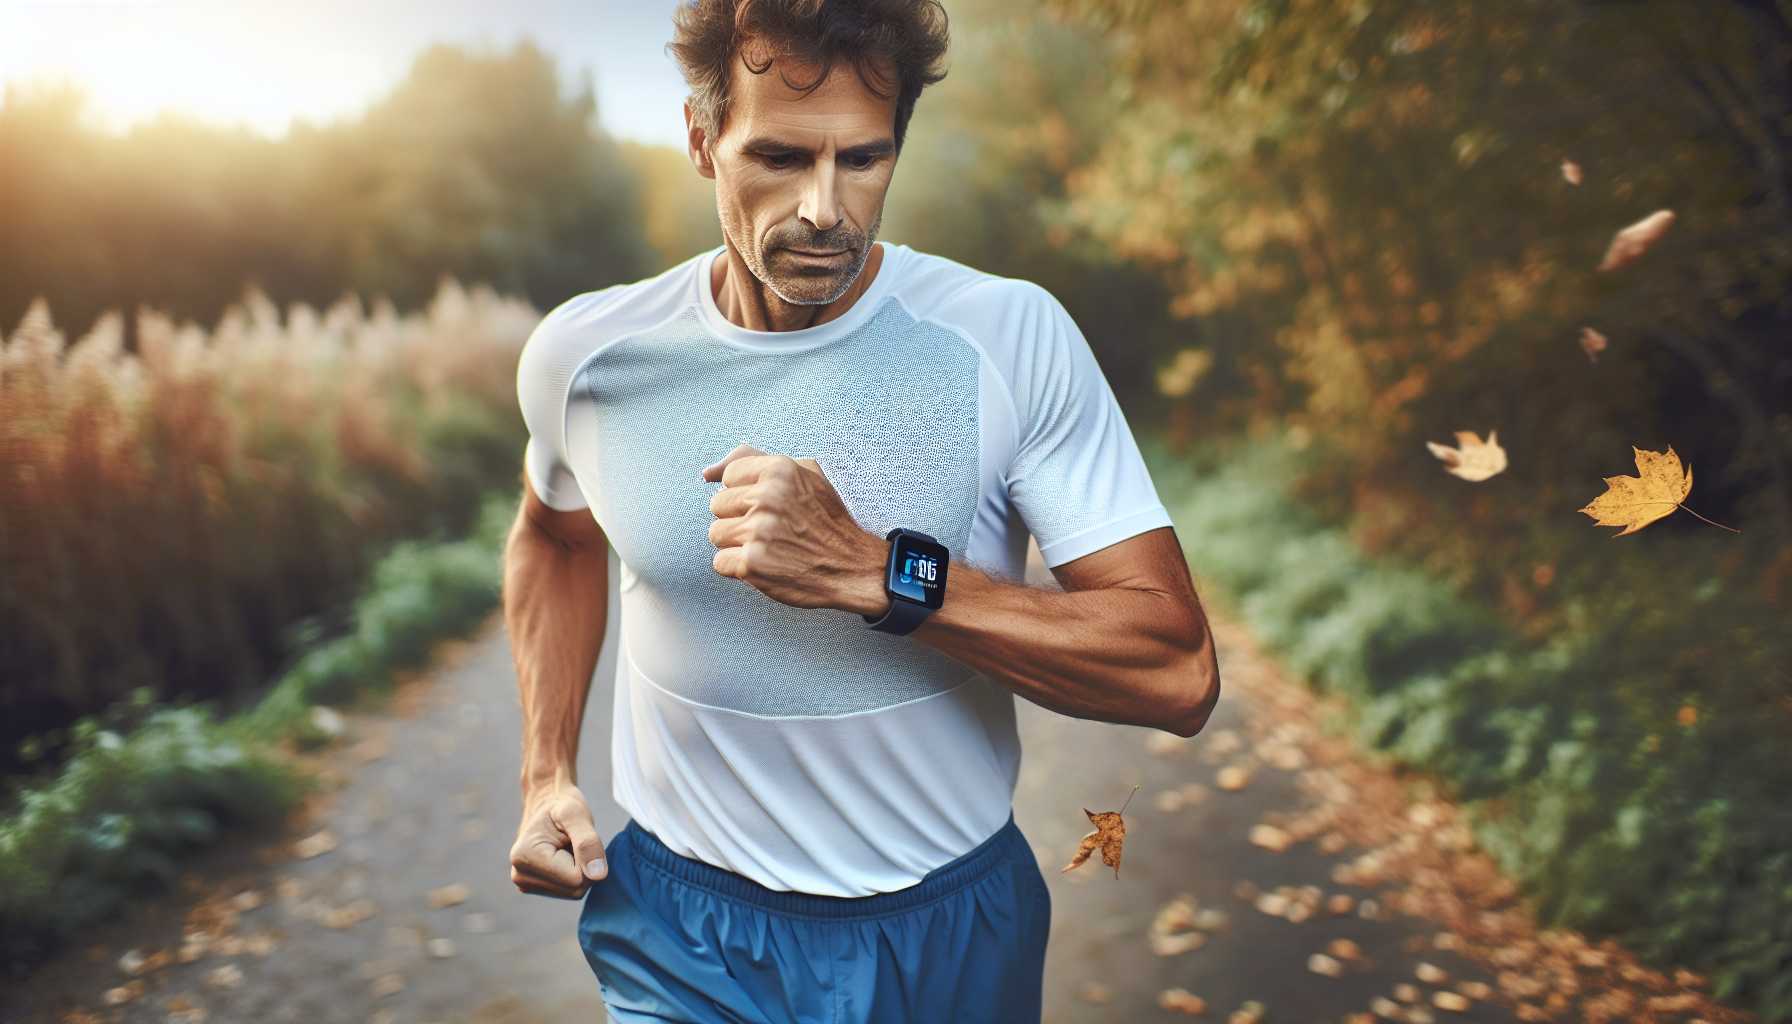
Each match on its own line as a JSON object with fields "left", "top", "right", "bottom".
{"left": 503, "top": 2, "right": 1220, "bottom": 1021}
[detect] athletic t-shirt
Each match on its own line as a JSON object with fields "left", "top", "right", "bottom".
{"left": 515, "top": 240, "right": 1174, "bottom": 896}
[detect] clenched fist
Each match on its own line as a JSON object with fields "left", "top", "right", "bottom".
{"left": 510, "top": 782, "right": 607, "bottom": 899}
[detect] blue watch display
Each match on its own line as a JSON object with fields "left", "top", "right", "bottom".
{"left": 863, "top": 527, "right": 949, "bottom": 634}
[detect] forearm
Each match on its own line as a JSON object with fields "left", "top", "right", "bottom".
{"left": 503, "top": 514, "right": 608, "bottom": 798}
{"left": 839, "top": 536, "right": 1214, "bottom": 734}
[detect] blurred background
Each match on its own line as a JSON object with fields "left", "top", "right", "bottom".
{"left": 2, "top": 1, "right": 1788, "bottom": 1022}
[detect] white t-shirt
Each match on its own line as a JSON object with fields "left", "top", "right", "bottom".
{"left": 516, "top": 240, "right": 1174, "bottom": 896}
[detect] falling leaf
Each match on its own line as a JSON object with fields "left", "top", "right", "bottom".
{"left": 1597, "top": 209, "right": 1675, "bottom": 271}
{"left": 1562, "top": 159, "right": 1583, "bottom": 185}
{"left": 1329, "top": 937, "right": 1364, "bottom": 961}
{"left": 1677, "top": 704, "right": 1698, "bottom": 726}
{"left": 1579, "top": 445, "right": 1701, "bottom": 536}
{"left": 1228, "top": 1000, "right": 1267, "bottom": 1024}
{"left": 1309, "top": 952, "right": 1344, "bottom": 977}
{"left": 1216, "top": 764, "right": 1251, "bottom": 790}
{"left": 1579, "top": 326, "right": 1608, "bottom": 363}
{"left": 1061, "top": 784, "right": 1138, "bottom": 878}
{"left": 1426, "top": 430, "right": 1507, "bottom": 482}
{"left": 1416, "top": 961, "right": 1449, "bottom": 984}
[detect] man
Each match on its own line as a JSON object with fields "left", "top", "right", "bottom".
{"left": 503, "top": 1, "right": 1219, "bottom": 1021}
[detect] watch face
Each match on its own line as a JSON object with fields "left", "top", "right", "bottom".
{"left": 888, "top": 532, "right": 949, "bottom": 610}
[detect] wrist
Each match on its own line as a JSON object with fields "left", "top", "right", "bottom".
{"left": 841, "top": 531, "right": 891, "bottom": 617}
{"left": 521, "top": 762, "right": 576, "bottom": 804}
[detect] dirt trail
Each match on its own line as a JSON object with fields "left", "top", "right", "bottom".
{"left": 4, "top": 546, "right": 1739, "bottom": 1024}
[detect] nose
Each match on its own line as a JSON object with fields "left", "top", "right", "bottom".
{"left": 797, "top": 157, "right": 841, "bottom": 234}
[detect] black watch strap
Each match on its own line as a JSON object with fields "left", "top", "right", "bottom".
{"left": 862, "top": 593, "right": 933, "bottom": 635}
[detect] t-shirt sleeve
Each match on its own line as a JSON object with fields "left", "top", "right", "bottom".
{"left": 1002, "top": 280, "right": 1174, "bottom": 568}
{"left": 516, "top": 300, "right": 592, "bottom": 512}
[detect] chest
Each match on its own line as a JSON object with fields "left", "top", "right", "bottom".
{"left": 562, "top": 307, "right": 988, "bottom": 585}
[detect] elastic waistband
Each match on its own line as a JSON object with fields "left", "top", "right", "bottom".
{"left": 621, "top": 812, "right": 1024, "bottom": 921}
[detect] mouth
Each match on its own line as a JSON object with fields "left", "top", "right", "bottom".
{"left": 787, "top": 248, "right": 848, "bottom": 259}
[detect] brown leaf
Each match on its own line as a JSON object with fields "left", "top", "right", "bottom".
{"left": 1578, "top": 445, "right": 1692, "bottom": 536}
{"left": 427, "top": 882, "right": 471, "bottom": 909}
{"left": 1157, "top": 988, "right": 1207, "bottom": 1014}
{"left": 1426, "top": 430, "right": 1507, "bottom": 482}
{"left": 1562, "top": 159, "right": 1583, "bottom": 185}
{"left": 1061, "top": 784, "right": 1138, "bottom": 878}
{"left": 1597, "top": 209, "right": 1675, "bottom": 271}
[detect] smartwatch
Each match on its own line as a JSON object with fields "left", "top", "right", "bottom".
{"left": 862, "top": 527, "right": 950, "bottom": 635}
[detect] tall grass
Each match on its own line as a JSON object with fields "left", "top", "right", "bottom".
{"left": 0, "top": 279, "right": 540, "bottom": 769}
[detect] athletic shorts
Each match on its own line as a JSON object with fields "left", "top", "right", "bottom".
{"left": 577, "top": 810, "right": 1052, "bottom": 1023}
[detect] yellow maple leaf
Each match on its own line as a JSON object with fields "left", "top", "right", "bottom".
{"left": 1425, "top": 430, "right": 1507, "bottom": 482}
{"left": 1062, "top": 784, "right": 1139, "bottom": 879}
{"left": 1577, "top": 444, "right": 1741, "bottom": 536}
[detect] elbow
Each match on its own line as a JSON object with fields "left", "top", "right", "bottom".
{"left": 1163, "top": 658, "right": 1220, "bottom": 739}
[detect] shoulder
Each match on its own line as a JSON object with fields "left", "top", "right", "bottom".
{"left": 891, "top": 248, "right": 1064, "bottom": 355}
{"left": 890, "top": 249, "right": 1076, "bottom": 401}
{"left": 518, "top": 250, "right": 710, "bottom": 386}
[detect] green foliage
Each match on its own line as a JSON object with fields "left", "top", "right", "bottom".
{"left": 1, "top": 491, "right": 515, "bottom": 969}
{"left": 1150, "top": 430, "right": 1792, "bottom": 1019}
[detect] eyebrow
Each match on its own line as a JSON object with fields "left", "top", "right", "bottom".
{"left": 739, "top": 136, "right": 896, "bottom": 159}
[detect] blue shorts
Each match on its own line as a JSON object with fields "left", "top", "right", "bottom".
{"left": 577, "top": 811, "right": 1052, "bottom": 1023}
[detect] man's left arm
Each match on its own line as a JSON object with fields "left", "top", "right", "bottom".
{"left": 831, "top": 523, "right": 1220, "bottom": 738}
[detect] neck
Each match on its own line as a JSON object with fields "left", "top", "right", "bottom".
{"left": 711, "top": 242, "right": 884, "bottom": 332}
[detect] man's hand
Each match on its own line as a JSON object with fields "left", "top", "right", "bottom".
{"left": 510, "top": 782, "right": 607, "bottom": 899}
{"left": 701, "top": 443, "right": 887, "bottom": 614}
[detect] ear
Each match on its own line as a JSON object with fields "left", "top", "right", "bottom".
{"left": 685, "top": 102, "right": 716, "bottom": 180}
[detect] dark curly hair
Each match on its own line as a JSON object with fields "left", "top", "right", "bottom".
{"left": 665, "top": 0, "right": 951, "bottom": 159}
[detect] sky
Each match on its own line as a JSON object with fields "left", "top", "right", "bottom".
{"left": 0, "top": 0, "right": 695, "bottom": 147}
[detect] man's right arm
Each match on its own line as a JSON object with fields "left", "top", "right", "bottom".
{"left": 506, "top": 480, "right": 608, "bottom": 800}
{"left": 505, "top": 294, "right": 617, "bottom": 898}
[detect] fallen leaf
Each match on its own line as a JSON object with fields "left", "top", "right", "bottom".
{"left": 1078, "top": 981, "right": 1113, "bottom": 1005}
{"left": 291, "top": 830, "right": 338, "bottom": 860}
{"left": 428, "top": 883, "right": 471, "bottom": 909}
{"left": 1433, "top": 990, "right": 1471, "bottom": 1011}
{"left": 1061, "top": 785, "right": 1138, "bottom": 878}
{"left": 1158, "top": 988, "right": 1207, "bottom": 1014}
{"left": 1249, "top": 824, "right": 1291, "bottom": 853}
{"left": 1426, "top": 430, "right": 1507, "bottom": 482}
{"left": 1597, "top": 209, "right": 1674, "bottom": 271}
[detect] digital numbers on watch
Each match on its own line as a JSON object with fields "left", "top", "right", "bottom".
{"left": 887, "top": 532, "right": 948, "bottom": 610}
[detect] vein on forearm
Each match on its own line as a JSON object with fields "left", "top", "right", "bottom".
{"left": 503, "top": 520, "right": 607, "bottom": 794}
{"left": 910, "top": 560, "right": 1197, "bottom": 729}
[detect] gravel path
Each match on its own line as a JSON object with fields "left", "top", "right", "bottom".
{"left": 4, "top": 544, "right": 1738, "bottom": 1024}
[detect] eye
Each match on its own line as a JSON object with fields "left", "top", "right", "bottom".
{"left": 846, "top": 153, "right": 877, "bottom": 170}
{"left": 763, "top": 153, "right": 797, "bottom": 169}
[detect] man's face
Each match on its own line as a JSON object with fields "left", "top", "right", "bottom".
{"left": 690, "top": 49, "right": 899, "bottom": 306}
